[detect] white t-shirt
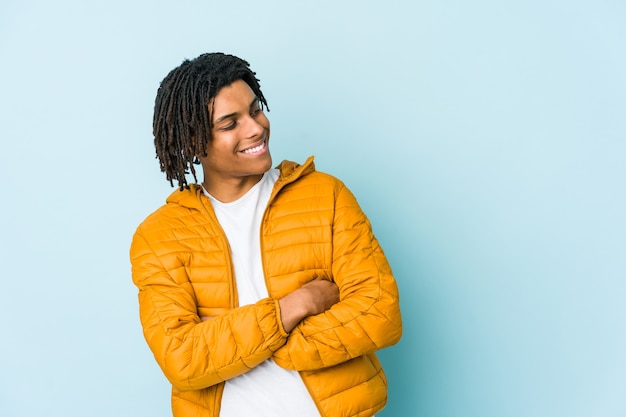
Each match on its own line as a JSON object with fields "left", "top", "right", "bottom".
{"left": 204, "top": 169, "right": 321, "bottom": 417}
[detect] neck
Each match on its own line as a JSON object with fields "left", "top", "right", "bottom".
{"left": 202, "top": 173, "right": 264, "bottom": 203}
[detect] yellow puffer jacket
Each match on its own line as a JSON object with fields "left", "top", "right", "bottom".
{"left": 130, "top": 157, "right": 402, "bottom": 417}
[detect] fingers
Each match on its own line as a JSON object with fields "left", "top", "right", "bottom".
{"left": 302, "top": 279, "right": 340, "bottom": 314}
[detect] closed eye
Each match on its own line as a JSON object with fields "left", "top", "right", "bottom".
{"left": 219, "top": 120, "right": 237, "bottom": 131}
{"left": 250, "top": 100, "right": 262, "bottom": 116}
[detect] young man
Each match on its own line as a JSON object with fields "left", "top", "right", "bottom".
{"left": 130, "top": 52, "right": 402, "bottom": 417}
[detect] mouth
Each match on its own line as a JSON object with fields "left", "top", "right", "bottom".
{"left": 240, "top": 138, "right": 267, "bottom": 155}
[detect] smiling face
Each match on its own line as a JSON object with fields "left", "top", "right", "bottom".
{"left": 199, "top": 79, "right": 272, "bottom": 200}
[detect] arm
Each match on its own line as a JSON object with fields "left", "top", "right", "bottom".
{"left": 131, "top": 230, "right": 288, "bottom": 392}
{"left": 272, "top": 184, "right": 402, "bottom": 371}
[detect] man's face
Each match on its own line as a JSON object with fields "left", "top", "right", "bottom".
{"left": 199, "top": 79, "right": 272, "bottom": 185}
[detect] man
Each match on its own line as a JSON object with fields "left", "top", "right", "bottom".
{"left": 130, "top": 52, "right": 402, "bottom": 417}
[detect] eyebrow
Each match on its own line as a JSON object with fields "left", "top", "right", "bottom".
{"left": 213, "top": 97, "right": 259, "bottom": 125}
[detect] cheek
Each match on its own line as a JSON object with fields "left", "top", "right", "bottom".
{"left": 259, "top": 113, "right": 270, "bottom": 130}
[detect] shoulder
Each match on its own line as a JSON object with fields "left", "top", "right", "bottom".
{"left": 272, "top": 162, "right": 355, "bottom": 217}
{"left": 280, "top": 171, "right": 346, "bottom": 209}
{"left": 132, "top": 184, "right": 211, "bottom": 244}
{"left": 277, "top": 156, "right": 346, "bottom": 192}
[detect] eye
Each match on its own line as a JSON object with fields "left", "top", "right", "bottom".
{"left": 220, "top": 121, "right": 237, "bottom": 131}
{"left": 250, "top": 100, "right": 263, "bottom": 116}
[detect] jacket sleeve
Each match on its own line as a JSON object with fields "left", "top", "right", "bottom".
{"left": 130, "top": 229, "right": 289, "bottom": 391}
{"left": 272, "top": 183, "right": 402, "bottom": 371}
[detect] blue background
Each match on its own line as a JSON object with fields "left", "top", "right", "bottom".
{"left": 1, "top": 1, "right": 624, "bottom": 416}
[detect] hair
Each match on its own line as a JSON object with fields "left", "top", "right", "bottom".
{"left": 153, "top": 52, "right": 269, "bottom": 189}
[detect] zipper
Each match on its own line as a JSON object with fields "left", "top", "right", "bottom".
{"left": 258, "top": 162, "right": 326, "bottom": 416}
{"left": 197, "top": 187, "right": 238, "bottom": 308}
{"left": 300, "top": 374, "right": 325, "bottom": 417}
{"left": 259, "top": 165, "right": 303, "bottom": 297}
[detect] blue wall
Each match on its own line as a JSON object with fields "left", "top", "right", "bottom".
{"left": 1, "top": 1, "right": 624, "bottom": 416}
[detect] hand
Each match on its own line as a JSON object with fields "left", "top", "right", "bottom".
{"left": 298, "top": 279, "right": 340, "bottom": 315}
{"left": 278, "top": 279, "right": 340, "bottom": 333}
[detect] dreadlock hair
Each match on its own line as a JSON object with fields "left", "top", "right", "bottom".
{"left": 153, "top": 52, "right": 269, "bottom": 189}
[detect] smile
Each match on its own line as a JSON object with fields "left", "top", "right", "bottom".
{"left": 241, "top": 139, "right": 267, "bottom": 154}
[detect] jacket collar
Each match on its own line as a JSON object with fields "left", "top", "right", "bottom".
{"left": 275, "top": 155, "right": 315, "bottom": 187}
{"left": 165, "top": 156, "right": 316, "bottom": 210}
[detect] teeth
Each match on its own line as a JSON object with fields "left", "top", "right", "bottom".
{"left": 242, "top": 142, "right": 265, "bottom": 154}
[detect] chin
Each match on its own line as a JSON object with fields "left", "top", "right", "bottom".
{"left": 259, "top": 152, "right": 272, "bottom": 171}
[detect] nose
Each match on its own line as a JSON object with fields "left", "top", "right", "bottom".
{"left": 244, "top": 114, "right": 264, "bottom": 139}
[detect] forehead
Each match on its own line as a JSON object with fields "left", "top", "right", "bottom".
{"left": 210, "top": 80, "right": 256, "bottom": 119}
{"left": 214, "top": 80, "right": 255, "bottom": 105}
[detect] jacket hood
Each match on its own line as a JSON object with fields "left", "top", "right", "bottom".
{"left": 276, "top": 156, "right": 316, "bottom": 183}
{"left": 164, "top": 156, "right": 316, "bottom": 210}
